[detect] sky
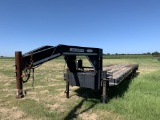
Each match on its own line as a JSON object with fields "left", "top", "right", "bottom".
{"left": 0, "top": 0, "right": 160, "bottom": 56}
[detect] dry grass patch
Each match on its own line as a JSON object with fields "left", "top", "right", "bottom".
{"left": 79, "top": 112, "right": 98, "bottom": 120}
{"left": 1, "top": 58, "right": 160, "bottom": 120}
{"left": 95, "top": 110, "right": 124, "bottom": 120}
{"left": 0, "top": 107, "right": 33, "bottom": 120}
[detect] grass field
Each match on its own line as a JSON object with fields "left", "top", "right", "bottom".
{"left": 103, "top": 54, "right": 152, "bottom": 59}
{"left": 0, "top": 55, "right": 160, "bottom": 120}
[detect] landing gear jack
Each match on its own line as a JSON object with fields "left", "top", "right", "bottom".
{"left": 101, "top": 80, "right": 109, "bottom": 103}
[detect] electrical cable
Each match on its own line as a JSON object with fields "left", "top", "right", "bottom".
{"left": 22, "top": 45, "right": 60, "bottom": 86}
{"left": 45, "top": 45, "right": 60, "bottom": 63}
{"left": 63, "top": 58, "right": 67, "bottom": 75}
{"left": 22, "top": 68, "right": 31, "bottom": 83}
{"left": 32, "top": 68, "right": 35, "bottom": 89}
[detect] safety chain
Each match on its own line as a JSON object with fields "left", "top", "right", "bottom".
{"left": 22, "top": 52, "right": 34, "bottom": 83}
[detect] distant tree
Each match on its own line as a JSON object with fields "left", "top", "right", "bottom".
{"left": 152, "top": 51, "right": 160, "bottom": 57}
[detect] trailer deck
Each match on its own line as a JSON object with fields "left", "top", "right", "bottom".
{"left": 103, "top": 64, "right": 138, "bottom": 86}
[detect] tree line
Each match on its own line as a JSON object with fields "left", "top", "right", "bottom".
{"left": 104, "top": 51, "right": 160, "bottom": 56}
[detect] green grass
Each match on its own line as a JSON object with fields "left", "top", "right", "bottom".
{"left": 105, "top": 72, "right": 160, "bottom": 120}
{"left": 0, "top": 57, "right": 160, "bottom": 120}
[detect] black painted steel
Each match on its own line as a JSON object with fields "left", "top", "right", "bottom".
{"left": 15, "top": 44, "right": 138, "bottom": 103}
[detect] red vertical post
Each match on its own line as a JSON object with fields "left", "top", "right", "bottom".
{"left": 15, "top": 51, "right": 24, "bottom": 98}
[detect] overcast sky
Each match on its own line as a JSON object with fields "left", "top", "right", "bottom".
{"left": 0, "top": 0, "right": 160, "bottom": 56}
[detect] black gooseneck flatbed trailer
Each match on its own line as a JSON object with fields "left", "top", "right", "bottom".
{"left": 15, "top": 44, "right": 138, "bottom": 103}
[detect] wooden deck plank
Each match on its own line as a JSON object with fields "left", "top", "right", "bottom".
{"left": 103, "top": 64, "right": 138, "bottom": 86}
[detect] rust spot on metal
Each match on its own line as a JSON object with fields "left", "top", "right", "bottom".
{"left": 15, "top": 51, "right": 24, "bottom": 98}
